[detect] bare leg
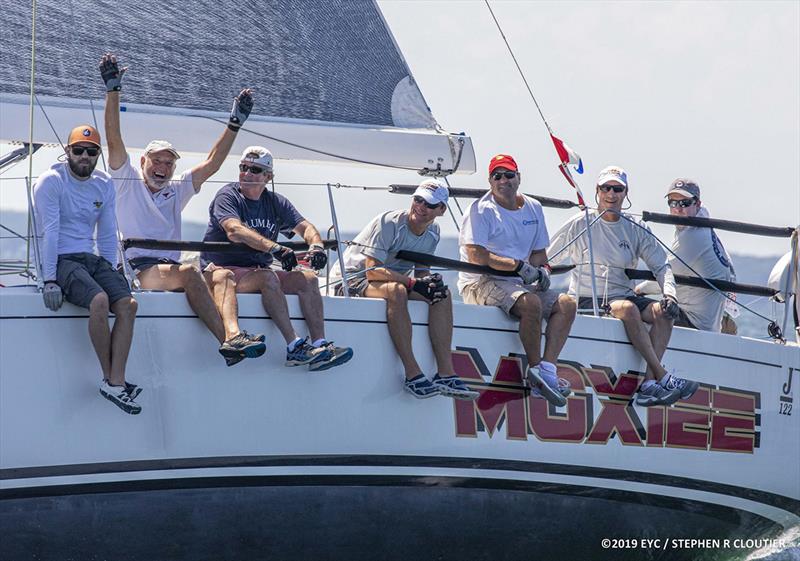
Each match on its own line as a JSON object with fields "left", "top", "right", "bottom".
{"left": 424, "top": 291, "right": 455, "bottom": 376}
{"left": 365, "top": 281, "right": 421, "bottom": 379}
{"left": 204, "top": 268, "right": 241, "bottom": 340}
{"left": 510, "top": 292, "right": 543, "bottom": 367}
{"left": 108, "top": 296, "right": 137, "bottom": 385}
{"left": 140, "top": 264, "right": 225, "bottom": 343}
{"left": 237, "top": 270, "right": 298, "bottom": 345}
{"left": 279, "top": 270, "right": 325, "bottom": 341}
{"left": 542, "top": 294, "right": 577, "bottom": 364}
{"left": 610, "top": 300, "right": 668, "bottom": 381}
{"left": 641, "top": 301, "right": 674, "bottom": 373}
{"left": 88, "top": 292, "right": 112, "bottom": 381}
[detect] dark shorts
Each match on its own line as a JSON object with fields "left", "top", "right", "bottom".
{"left": 334, "top": 276, "right": 370, "bottom": 297}
{"left": 578, "top": 295, "right": 655, "bottom": 315}
{"left": 56, "top": 253, "right": 131, "bottom": 309}
{"left": 129, "top": 256, "right": 181, "bottom": 274}
{"left": 673, "top": 307, "right": 697, "bottom": 330}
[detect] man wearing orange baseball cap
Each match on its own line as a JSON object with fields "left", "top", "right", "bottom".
{"left": 458, "top": 154, "right": 577, "bottom": 407}
{"left": 33, "top": 124, "right": 141, "bottom": 415}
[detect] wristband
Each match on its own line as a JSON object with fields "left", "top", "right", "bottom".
{"left": 227, "top": 123, "right": 241, "bottom": 132}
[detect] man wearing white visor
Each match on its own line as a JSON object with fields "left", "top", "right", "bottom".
{"left": 332, "top": 179, "right": 478, "bottom": 400}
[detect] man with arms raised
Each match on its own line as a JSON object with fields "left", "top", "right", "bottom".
{"left": 101, "top": 52, "right": 264, "bottom": 367}
{"left": 548, "top": 166, "right": 699, "bottom": 406}
{"left": 458, "top": 154, "right": 577, "bottom": 407}
{"left": 634, "top": 179, "right": 736, "bottom": 333}
{"left": 34, "top": 125, "right": 141, "bottom": 414}
{"left": 201, "top": 146, "right": 352, "bottom": 371}
{"left": 332, "top": 179, "right": 477, "bottom": 400}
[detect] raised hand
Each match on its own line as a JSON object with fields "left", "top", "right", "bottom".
{"left": 99, "top": 53, "right": 126, "bottom": 92}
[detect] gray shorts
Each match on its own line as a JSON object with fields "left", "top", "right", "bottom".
{"left": 578, "top": 295, "right": 655, "bottom": 315}
{"left": 56, "top": 253, "right": 131, "bottom": 309}
{"left": 334, "top": 275, "right": 370, "bottom": 297}
{"left": 461, "top": 277, "right": 561, "bottom": 318}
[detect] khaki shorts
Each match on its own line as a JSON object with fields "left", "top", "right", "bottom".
{"left": 461, "top": 276, "right": 561, "bottom": 318}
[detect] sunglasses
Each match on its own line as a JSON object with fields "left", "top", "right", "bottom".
{"left": 239, "top": 164, "right": 267, "bottom": 174}
{"left": 413, "top": 195, "right": 442, "bottom": 209}
{"left": 491, "top": 171, "right": 517, "bottom": 181}
{"left": 70, "top": 146, "right": 99, "bottom": 157}
{"left": 598, "top": 184, "right": 626, "bottom": 193}
{"left": 668, "top": 198, "right": 696, "bottom": 208}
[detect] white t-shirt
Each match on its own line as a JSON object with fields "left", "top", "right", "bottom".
{"left": 457, "top": 192, "right": 549, "bottom": 291}
{"left": 331, "top": 209, "right": 440, "bottom": 279}
{"left": 33, "top": 163, "right": 118, "bottom": 281}
{"left": 548, "top": 210, "right": 676, "bottom": 300}
{"left": 111, "top": 155, "right": 195, "bottom": 261}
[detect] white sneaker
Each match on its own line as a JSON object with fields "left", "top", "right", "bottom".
{"left": 99, "top": 380, "right": 142, "bottom": 415}
{"left": 527, "top": 365, "right": 567, "bottom": 407}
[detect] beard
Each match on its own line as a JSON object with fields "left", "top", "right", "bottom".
{"left": 67, "top": 157, "right": 97, "bottom": 178}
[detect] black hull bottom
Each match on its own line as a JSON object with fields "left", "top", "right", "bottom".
{"left": 0, "top": 476, "right": 783, "bottom": 561}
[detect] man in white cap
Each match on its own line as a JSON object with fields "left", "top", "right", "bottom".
{"left": 201, "top": 146, "right": 353, "bottom": 372}
{"left": 100, "top": 52, "right": 265, "bottom": 366}
{"left": 634, "top": 179, "right": 736, "bottom": 333}
{"left": 548, "top": 165, "right": 699, "bottom": 407}
{"left": 459, "top": 154, "right": 577, "bottom": 408}
{"left": 332, "top": 179, "right": 477, "bottom": 400}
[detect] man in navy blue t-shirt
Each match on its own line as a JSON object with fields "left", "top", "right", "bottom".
{"left": 201, "top": 146, "right": 353, "bottom": 371}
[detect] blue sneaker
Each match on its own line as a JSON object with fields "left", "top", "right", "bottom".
{"left": 662, "top": 373, "right": 700, "bottom": 400}
{"left": 404, "top": 374, "right": 440, "bottom": 399}
{"left": 309, "top": 342, "right": 353, "bottom": 372}
{"left": 432, "top": 374, "right": 479, "bottom": 400}
{"left": 527, "top": 365, "right": 567, "bottom": 407}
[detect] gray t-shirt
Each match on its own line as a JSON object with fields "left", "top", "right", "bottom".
{"left": 332, "top": 209, "right": 440, "bottom": 279}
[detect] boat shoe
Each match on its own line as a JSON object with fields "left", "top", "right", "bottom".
{"left": 432, "top": 373, "right": 479, "bottom": 400}
{"left": 100, "top": 380, "right": 142, "bottom": 415}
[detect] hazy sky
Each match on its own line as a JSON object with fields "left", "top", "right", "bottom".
{"left": 1, "top": 0, "right": 797, "bottom": 257}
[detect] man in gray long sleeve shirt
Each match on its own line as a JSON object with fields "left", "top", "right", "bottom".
{"left": 548, "top": 166, "right": 698, "bottom": 407}
{"left": 33, "top": 125, "right": 141, "bottom": 415}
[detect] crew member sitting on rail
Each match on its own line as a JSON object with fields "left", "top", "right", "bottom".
{"left": 458, "top": 154, "right": 577, "bottom": 408}
{"left": 33, "top": 125, "right": 141, "bottom": 415}
{"left": 548, "top": 166, "right": 699, "bottom": 407}
{"left": 100, "top": 52, "right": 265, "bottom": 366}
{"left": 201, "top": 146, "right": 353, "bottom": 371}
{"left": 633, "top": 179, "right": 737, "bottom": 333}
{"left": 331, "top": 179, "right": 478, "bottom": 400}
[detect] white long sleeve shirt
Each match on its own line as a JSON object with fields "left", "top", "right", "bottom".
{"left": 548, "top": 210, "right": 676, "bottom": 300}
{"left": 33, "top": 163, "right": 119, "bottom": 281}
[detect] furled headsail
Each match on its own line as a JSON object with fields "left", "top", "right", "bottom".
{"left": 0, "top": 0, "right": 475, "bottom": 173}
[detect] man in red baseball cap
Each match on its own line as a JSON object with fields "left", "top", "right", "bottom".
{"left": 33, "top": 124, "right": 141, "bottom": 415}
{"left": 458, "top": 154, "right": 577, "bottom": 407}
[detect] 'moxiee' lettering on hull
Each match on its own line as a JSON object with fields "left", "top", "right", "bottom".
{"left": 451, "top": 348, "right": 759, "bottom": 454}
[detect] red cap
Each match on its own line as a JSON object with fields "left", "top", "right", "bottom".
{"left": 67, "top": 125, "right": 101, "bottom": 147}
{"left": 488, "top": 154, "right": 518, "bottom": 175}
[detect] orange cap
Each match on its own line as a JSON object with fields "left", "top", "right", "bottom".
{"left": 67, "top": 125, "right": 101, "bottom": 147}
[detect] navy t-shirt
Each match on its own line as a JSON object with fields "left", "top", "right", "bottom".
{"left": 201, "top": 183, "right": 304, "bottom": 268}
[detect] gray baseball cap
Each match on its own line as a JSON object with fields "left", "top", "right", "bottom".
{"left": 666, "top": 178, "right": 700, "bottom": 199}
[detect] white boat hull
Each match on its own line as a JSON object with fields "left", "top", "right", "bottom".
{"left": 1, "top": 288, "right": 797, "bottom": 559}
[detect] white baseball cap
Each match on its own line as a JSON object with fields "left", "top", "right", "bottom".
{"left": 240, "top": 146, "right": 273, "bottom": 172}
{"left": 144, "top": 140, "right": 180, "bottom": 159}
{"left": 413, "top": 178, "right": 449, "bottom": 206}
{"left": 597, "top": 165, "right": 628, "bottom": 188}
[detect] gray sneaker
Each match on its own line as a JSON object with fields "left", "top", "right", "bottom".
{"left": 527, "top": 365, "right": 567, "bottom": 407}
{"left": 635, "top": 381, "right": 681, "bottom": 407}
{"left": 432, "top": 374, "right": 479, "bottom": 400}
{"left": 286, "top": 337, "right": 331, "bottom": 367}
{"left": 662, "top": 374, "right": 700, "bottom": 400}
{"left": 309, "top": 342, "right": 353, "bottom": 372}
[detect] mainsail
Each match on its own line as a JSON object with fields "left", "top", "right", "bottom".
{"left": 0, "top": 0, "right": 475, "bottom": 173}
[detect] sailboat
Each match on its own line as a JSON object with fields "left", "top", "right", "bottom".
{"left": 1, "top": 1, "right": 798, "bottom": 560}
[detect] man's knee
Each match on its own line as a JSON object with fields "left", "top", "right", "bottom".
{"left": 649, "top": 302, "right": 673, "bottom": 326}
{"left": 179, "top": 264, "right": 207, "bottom": 289}
{"left": 384, "top": 282, "right": 408, "bottom": 305}
{"left": 89, "top": 291, "right": 110, "bottom": 315}
{"left": 112, "top": 296, "right": 138, "bottom": 318}
{"left": 258, "top": 271, "right": 282, "bottom": 293}
{"left": 611, "top": 300, "right": 640, "bottom": 321}
{"left": 514, "top": 293, "right": 542, "bottom": 319}
{"left": 300, "top": 269, "right": 320, "bottom": 291}
{"left": 556, "top": 294, "right": 577, "bottom": 316}
{"left": 208, "top": 268, "right": 235, "bottom": 287}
